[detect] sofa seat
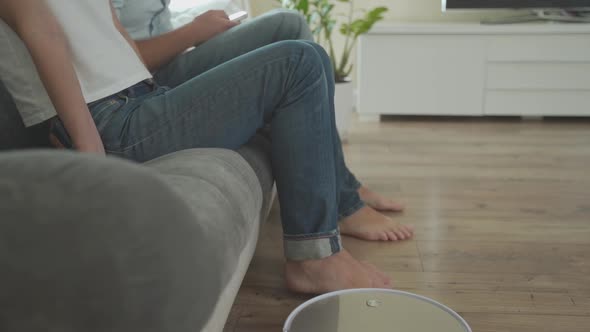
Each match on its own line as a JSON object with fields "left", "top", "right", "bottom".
{"left": 0, "top": 145, "right": 274, "bottom": 332}
{"left": 143, "top": 146, "right": 274, "bottom": 331}
{"left": 0, "top": 68, "right": 275, "bottom": 331}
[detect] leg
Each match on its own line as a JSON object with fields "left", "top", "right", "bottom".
{"left": 154, "top": 9, "right": 402, "bottom": 213}
{"left": 286, "top": 40, "right": 404, "bottom": 214}
{"left": 91, "top": 41, "right": 389, "bottom": 293}
{"left": 154, "top": 9, "right": 313, "bottom": 87}
{"left": 108, "top": 42, "right": 341, "bottom": 251}
{"left": 299, "top": 41, "right": 413, "bottom": 241}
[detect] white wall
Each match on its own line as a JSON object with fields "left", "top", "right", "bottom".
{"left": 250, "top": 0, "right": 515, "bottom": 82}
{"left": 250, "top": 0, "right": 513, "bottom": 21}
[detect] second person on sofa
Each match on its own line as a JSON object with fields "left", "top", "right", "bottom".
{"left": 113, "top": 0, "right": 407, "bottom": 215}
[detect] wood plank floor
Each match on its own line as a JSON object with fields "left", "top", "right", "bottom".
{"left": 224, "top": 116, "right": 590, "bottom": 332}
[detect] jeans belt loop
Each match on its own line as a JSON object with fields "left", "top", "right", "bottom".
{"left": 145, "top": 78, "right": 156, "bottom": 86}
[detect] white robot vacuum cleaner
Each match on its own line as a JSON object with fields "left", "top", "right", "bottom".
{"left": 284, "top": 289, "right": 472, "bottom": 332}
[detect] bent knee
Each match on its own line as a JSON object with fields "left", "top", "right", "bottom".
{"left": 261, "top": 9, "right": 313, "bottom": 41}
{"left": 297, "top": 40, "right": 330, "bottom": 60}
{"left": 272, "top": 8, "right": 307, "bottom": 24}
{"left": 274, "top": 40, "right": 324, "bottom": 64}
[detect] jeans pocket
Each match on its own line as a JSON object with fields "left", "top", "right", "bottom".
{"left": 88, "top": 97, "right": 127, "bottom": 151}
{"left": 50, "top": 97, "right": 125, "bottom": 151}
{"left": 89, "top": 98, "right": 123, "bottom": 132}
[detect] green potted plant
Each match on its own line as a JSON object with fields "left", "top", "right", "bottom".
{"left": 278, "top": 0, "right": 387, "bottom": 139}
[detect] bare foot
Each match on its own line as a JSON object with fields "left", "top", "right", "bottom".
{"left": 340, "top": 205, "right": 414, "bottom": 241}
{"left": 358, "top": 186, "right": 404, "bottom": 212}
{"left": 359, "top": 261, "right": 392, "bottom": 286}
{"left": 285, "top": 249, "right": 391, "bottom": 294}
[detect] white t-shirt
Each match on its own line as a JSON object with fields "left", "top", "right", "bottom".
{"left": 0, "top": 0, "right": 151, "bottom": 127}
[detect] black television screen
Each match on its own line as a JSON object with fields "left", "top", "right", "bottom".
{"left": 445, "top": 0, "right": 590, "bottom": 8}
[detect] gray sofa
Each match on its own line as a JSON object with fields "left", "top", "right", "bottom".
{"left": 0, "top": 82, "right": 275, "bottom": 332}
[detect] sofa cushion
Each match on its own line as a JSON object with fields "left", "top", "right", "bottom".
{"left": 0, "top": 150, "right": 228, "bottom": 332}
{"left": 145, "top": 146, "right": 272, "bottom": 331}
{"left": 144, "top": 148, "right": 263, "bottom": 275}
{"left": 234, "top": 132, "right": 274, "bottom": 215}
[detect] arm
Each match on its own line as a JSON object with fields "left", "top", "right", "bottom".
{"left": 110, "top": 2, "right": 147, "bottom": 66}
{"left": 133, "top": 10, "right": 237, "bottom": 72}
{"left": 0, "top": 0, "right": 104, "bottom": 154}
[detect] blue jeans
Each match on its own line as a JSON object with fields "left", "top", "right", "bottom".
{"left": 155, "top": 9, "right": 363, "bottom": 220}
{"left": 52, "top": 27, "right": 363, "bottom": 262}
{"left": 154, "top": 9, "right": 315, "bottom": 87}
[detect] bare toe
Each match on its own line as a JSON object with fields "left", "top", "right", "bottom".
{"left": 386, "top": 231, "right": 398, "bottom": 241}
{"left": 360, "top": 261, "right": 392, "bottom": 288}
{"left": 394, "top": 229, "right": 406, "bottom": 240}
{"left": 379, "top": 231, "right": 389, "bottom": 241}
{"left": 402, "top": 225, "right": 414, "bottom": 238}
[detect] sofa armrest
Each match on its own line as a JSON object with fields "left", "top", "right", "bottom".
{"left": 0, "top": 150, "right": 224, "bottom": 332}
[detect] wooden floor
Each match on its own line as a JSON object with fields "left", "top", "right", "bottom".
{"left": 224, "top": 116, "right": 590, "bottom": 332}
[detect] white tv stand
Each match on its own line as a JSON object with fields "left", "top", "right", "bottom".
{"left": 357, "top": 23, "right": 590, "bottom": 121}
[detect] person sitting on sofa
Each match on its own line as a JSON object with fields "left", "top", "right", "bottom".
{"left": 0, "top": 0, "right": 413, "bottom": 294}
{"left": 112, "top": 0, "right": 406, "bottom": 213}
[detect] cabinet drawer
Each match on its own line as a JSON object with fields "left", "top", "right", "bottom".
{"left": 488, "top": 35, "right": 590, "bottom": 62}
{"left": 358, "top": 35, "right": 485, "bottom": 116}
{"left": 485, "top": 91, "right": 590, "bottom": 116}
{"left": 487, "top": 63, "right": 590, "bottom": 90}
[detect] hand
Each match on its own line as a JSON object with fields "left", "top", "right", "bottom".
{"left": 191, "top": 10, "right": 238, "bottom": 44}
{"left": 75, "top": 135, "right": 106, "bottom": 155}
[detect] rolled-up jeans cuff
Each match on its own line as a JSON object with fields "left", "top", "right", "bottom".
{"left": 283, "top": 230, "right": 342, "bottom": 261}
{"left": 338, "top": 199, "right": 365, "bottom": 220}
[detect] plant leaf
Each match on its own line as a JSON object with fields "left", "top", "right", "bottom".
{"left": 277, "top": 0, "right": 389, "bottom": 81}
